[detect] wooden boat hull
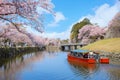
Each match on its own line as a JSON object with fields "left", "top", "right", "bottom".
{"left": 67, "top": 54, "right": 96, "bottom": 64}
{"left": 100, "top": 58, "right": 109, "bottom": 64}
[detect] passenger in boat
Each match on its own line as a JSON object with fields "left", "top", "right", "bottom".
{"left": 94, "top": 53, "right": 99, "bottom": 59}
{"left": 83, "top": 53, "right": 88, "bottom": 58}
{"left": 76, "top": 53, "right": 79, "bottom": 57}
{"left": 76, "top": 52, "right": 81, "bottom": 57}
{"left": 74, "top": 52, "right": 77, "bottom": 56}
{"left": 93, "top": 52, "right": 99, "bottom": 62}
{"left": 88, "top": 52, "right": 94, "bottom": 58}
{"left": 77, "top": 53, "right": 80, "bottom": 57}
{"left": 70, "top": 51, "right": 74, "bottom": 56}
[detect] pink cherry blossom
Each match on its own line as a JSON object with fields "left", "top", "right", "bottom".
{"left": 106, "top": 12, "right": 120, "bottom": 38}
{"left": 78, "top": 25, "right": 106, "bottom": 44}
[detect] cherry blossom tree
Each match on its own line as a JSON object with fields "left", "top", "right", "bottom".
{"left": 0, "top": 24, "right": 32, "bottom": 47}
{"left": 0, "top": 24, "right": 55, "bottom": 47}
{"left": 0, "top": 0, "right": 54, "bottom": 44}
{"left": 30, "top": 34, "right": 45, "bottom": 47}
{"left": 106, "top": 12, "right": 120, "bottom": 38}
{"left": 42, "top": 38, "right": 60, "bottom": 46}
{"left": 47, "top": 38, "right": 58, "bottom": 46}
{"left": 78, "top": 25, "right": 106, "bottom": 44}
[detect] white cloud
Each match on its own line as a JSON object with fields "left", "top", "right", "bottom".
{"left": 32, "top": 1, "right": 120, "bottom": 40}
{"left": 79, "top": 1, "right": 120, "bottom": 27}
{"left": 25, "top": 23, "right": 71, "bottom": 40}
{"left": 47, "top": 12, "right": 65, "bottom": 27}
{"left": 39, "top": 22, "right": 77, "bottom": 40}
{"left": 40, "top": 30, "right": 70, "bottom": 40}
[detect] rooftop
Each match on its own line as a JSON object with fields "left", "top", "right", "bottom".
{"left": 71, "top": 49, "right": 89, "bottom": 53}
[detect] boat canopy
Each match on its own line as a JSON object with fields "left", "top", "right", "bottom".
{"left": 71, "top": 50, "right": 89, "bottom": 54}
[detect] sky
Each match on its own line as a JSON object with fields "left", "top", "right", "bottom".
{"left": 37, "top": 0, "right": 120, "bottom": 40}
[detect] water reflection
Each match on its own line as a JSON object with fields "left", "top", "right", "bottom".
{"left": 68, "top": 60, "right": 99, "bottom": 74}
{"left": 0, "top": 50, "right": 120, "bottom": 80}
{"left": 68, "top": 59, "right": 120, "bottom": 80}
{"left": 67, "top": 60, "right": 100, "bottom": 79}
{"left": 0, "top": 50, "right": 60, "bottom": 80}
{"left": 0, "top": 52, "right": 41, "bottom": 80}
{"left": 107, "top": 64, "right": 120, "bottom": 80}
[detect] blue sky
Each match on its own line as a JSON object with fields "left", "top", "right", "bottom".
{"left": 39, "top": 0, "right": 120, "bottom": 39}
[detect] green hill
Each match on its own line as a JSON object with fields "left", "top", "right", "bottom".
{"left": 81, "top": 38, "right": 120, "bottom": 53}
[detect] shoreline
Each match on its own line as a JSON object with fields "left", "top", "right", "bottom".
{"left": 0, "top": 47, "right": 45, "bottom": 58}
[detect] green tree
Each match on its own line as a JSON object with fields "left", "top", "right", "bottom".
{"left": 70, "top": 18, "right": 91, "bottom": 43}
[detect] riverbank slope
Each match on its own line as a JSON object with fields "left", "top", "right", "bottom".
{"left": 81, "top": 38, "right": 120, "bottom": 53}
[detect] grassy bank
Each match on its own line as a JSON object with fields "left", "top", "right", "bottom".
{"left": 81, "top": 38, "right": 120, "bottom": 53}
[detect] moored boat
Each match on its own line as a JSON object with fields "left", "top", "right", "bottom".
{"left": 99, "top": 55, "right": 109, "bottom": 64}
{"left": 67, "top": 50, "right": 109, "bottom": 64}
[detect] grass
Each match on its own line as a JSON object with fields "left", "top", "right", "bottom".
{"left": 81, "top": 38, "right": 120, "bottom": 53}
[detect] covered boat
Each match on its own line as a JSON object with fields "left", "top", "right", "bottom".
{"left": 67, "top": 50, "right": 109, "bottom": 64}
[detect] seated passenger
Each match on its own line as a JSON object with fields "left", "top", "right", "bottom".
{"left": 83, "top": 53, "right": 88, "bottom": 58}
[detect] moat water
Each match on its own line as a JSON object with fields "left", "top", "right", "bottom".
{"left": 0, "top": 50, "right": 120, "bottom": 80}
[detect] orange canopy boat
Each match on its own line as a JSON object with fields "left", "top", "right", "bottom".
{"left": 67, "top": 50, "right": 109, "bottom": 64}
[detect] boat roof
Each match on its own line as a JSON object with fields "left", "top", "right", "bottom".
{"left": 71, "top": 49, "right": 89, "bottom": 53}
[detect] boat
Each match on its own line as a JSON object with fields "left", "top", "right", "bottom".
{"left": 99, "top": 55, "right": 109, "bottom": 64}
{"left": 68, "top": 60, "right": 98, "bottom": 74}
{"left": 67, "top": 50, "right": 109, "bottom": 64}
